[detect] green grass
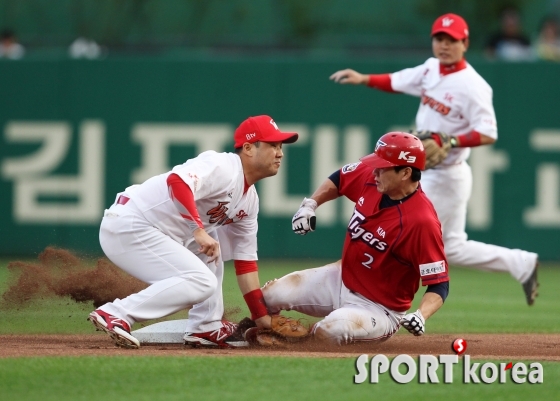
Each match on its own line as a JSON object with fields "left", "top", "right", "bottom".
{"left": 0, "top": 356, "right": 557, "bottom": 401}
{"left": 0, "top": 258, "right": 558, "bottom": 401}
{"left": 1, "top": 259, "right": 559, "bottom": 334}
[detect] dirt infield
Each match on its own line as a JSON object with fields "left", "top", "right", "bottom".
{"left": 1, "top": 333, "right": 559, "bottom": 360}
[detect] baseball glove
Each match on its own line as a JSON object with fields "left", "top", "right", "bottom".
{"left": 243, "top": 315, "right": 310, "bottom": 347}
{"left": 411, "top": 130, "right": 453, "bottom": 169}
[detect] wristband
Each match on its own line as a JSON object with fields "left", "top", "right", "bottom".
{"left": 454, "top": 131, "right": 482, "bottom": 147}
{"left": 243, "top": 289, "right": 269, "bottom": 320}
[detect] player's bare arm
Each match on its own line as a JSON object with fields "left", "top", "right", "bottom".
{"left": 329, "top": 68, "right": 369, "bottom": 85}
{"left": 417, "top": 291, "right": 444, "bottom": 320}
{"left": 311, "top": 178, "right": 340, "bottom": 206}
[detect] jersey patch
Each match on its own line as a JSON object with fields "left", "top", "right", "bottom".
{"left": 342, "top": 162, "right": 361, "bottom": 174}
{"left": 419, "top": 261, "right": 446, "bottom": 276}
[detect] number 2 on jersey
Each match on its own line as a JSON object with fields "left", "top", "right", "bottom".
{"left": 362, "top": 253, "right": 374, "bottom": 269}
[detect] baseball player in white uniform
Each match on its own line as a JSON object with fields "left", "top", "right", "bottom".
{"left": 329, "top": 13, "right": 539, "bottom": 305}
{"left": 89, "top": 115, "right": 298, "bottom": 348}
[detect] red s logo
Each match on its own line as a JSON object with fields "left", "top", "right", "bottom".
{"left": 236, "top": 210, "right": 248, "bottom": 220}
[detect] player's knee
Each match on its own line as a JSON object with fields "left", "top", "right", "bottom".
{"left": 313, "top": 319, "right": 369, "bottom": 345}
{"left": 188, "top": 270, "right": 218, "bottom": 300}
{"left": 262, "top": 273, "right": 302, "bottom": 311}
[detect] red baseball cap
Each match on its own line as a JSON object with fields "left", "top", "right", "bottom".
{"left": 360, "top": 132, "right": 426, "bottom": 171}
{"left": 431, "top": 13, "right": 469, "bottom": 40}
{"left": 234, "top": 115, "right": 298, "bottom": 148}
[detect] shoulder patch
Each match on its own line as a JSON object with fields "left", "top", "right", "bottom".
{"left": 342, "top": 162, "right": 361, "bottom": 174}
{"left": 419, "top": 261, "right": 446, "bottom": 277}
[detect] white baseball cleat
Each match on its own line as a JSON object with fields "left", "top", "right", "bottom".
{"left": 89, "top": 309, "right": 140, "bottom": 349}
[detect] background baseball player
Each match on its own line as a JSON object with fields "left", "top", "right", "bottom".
{"left": 260, "top": 132, "right": 449, "bottom": 344}
{"left": 89, "top": 115, "right": 298, "bottom": 348}
{"left": 329, "top": 13, "right": 539, "bottom": 305}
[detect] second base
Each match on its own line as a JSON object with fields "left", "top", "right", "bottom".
{"left": 131, "top": 319, "right": 188, "bottom": 344}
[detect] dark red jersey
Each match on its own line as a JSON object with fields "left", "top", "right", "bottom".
{"left": 338, "top": 161, "right": 448, "bottom": 312}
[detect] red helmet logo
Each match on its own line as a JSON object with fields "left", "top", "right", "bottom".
{"left": 361, "top": 132, "right": 426, "bottom": 170}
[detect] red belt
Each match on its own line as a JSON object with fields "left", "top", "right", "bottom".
{"left": 116, "top": 195, "right": 130, "bottom": 205}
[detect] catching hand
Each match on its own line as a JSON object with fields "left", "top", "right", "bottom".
{"left": 400, "top": 309, "right": 425, "bottom": 336}
{"left": 244, "top": 315, "right": 310, "bottom": 346}
{"left": 411, "top": 130, "right": 454, "bottom": 169}
{"left": 292, "top": 198, "right": 318, "bottom": 235}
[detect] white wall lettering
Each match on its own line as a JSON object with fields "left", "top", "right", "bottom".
{"left": 131, "top": 124, "right": 232, "bottom": 184}
{"left": 524, "top": 129, "right": 560, "bottom": 227}
{"left": 467, "top": 146, "right": 509, "bottom": 229}
{"left": 2, "top": 120, "right": 105, "bottom": 223}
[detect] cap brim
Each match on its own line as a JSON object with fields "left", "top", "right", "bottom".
{"left": 263, "top": 132, "right": 299, "bottom": 144}
{"left": 360, "top": 153, "right": 398, "bottom": 169}
{"left": 432, "top": 29, "right": 465, "bottom": 40}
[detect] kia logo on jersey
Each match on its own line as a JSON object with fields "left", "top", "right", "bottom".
{"left": 347, "top": 210, "right": 387, "bottom": 251}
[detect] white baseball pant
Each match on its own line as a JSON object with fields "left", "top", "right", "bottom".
{"left": 262, "top": 260, "right": 404, "bottom": 344}
{"left": 422, "top": 162, "right": 537, "bottom": 283}
{"left": 98, "top": 199, "right": 226, "bottom": 333}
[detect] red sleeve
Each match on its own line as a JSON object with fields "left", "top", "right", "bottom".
{"left": 367, "top": 74, "right": 396, "bottom": 92}
{"left": 166, "top": 173, "right": 204, "bottom": 231}
{"left": 408, "top": 206, "right": 449, "bottom": 286}
{"left": 454, "top": 130, "right": 482, "bottom": 147}
{"left": 234, "top": 260, "right": 258, "bottom": 275}
{"left": 338, "top": 162, "right": 374, "bottom": 203}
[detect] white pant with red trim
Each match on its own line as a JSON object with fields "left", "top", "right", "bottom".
{"left": 262, "top": 260, "right": 404, "bottom": 344}
{"left": 422, "top": 162, "right": 538, "bottom": 283}
{"left": 97, "top": 199, "right": 226, "bottom": 333}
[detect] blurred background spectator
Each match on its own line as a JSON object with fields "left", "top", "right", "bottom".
{"left": 0, "top": 1, "right": 557, "bottom": 60}
{"left": 534, "top": 15, "right": 560, "bottom": 61}
{"left": 485, "top": 7, "right": 534, "bottom": 61}
{"left": 68, "top": 37, "right": 103, "bottom": 59}
{"left": 0, "top": 28, "right": 25, "bottom": 59}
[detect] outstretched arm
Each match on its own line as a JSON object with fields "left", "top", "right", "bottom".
{"left": 330, "top": 69, "right": 395, "bottom": 92}
{"left": 292, "top": 178, "right": 340, "bottom": 235}
{"left": 329, "top": 68, "right": 369, "bottom": 85}
{"left": 400, "top": 281, "right": 448, "bottom": 336}
{"left": 310, "top": 178, "right": 340, "bottom": 206}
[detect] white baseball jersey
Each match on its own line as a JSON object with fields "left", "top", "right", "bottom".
{"left": 391, "top": 57, "right": 497, "bottom": 166}
{"left": 388, "top": 57, "right": 536, "bottom": 284}
{"left": 122, "top": 150, "right": 258, "bottom": 261}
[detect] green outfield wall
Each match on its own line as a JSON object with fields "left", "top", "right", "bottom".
{"left": 1, "top": 57, "right": 559, "bottom": 260}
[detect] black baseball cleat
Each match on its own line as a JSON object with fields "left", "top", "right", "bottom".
{"left": 522, "top": 260, "right": 539, "bottom": 306}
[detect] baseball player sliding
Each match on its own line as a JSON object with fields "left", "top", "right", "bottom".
{"left": 89, "top": 115, "right": 300, "bottom": 348}
{"left": 329, "top": 13, "right": 539, "bottom": 305}
{"left": 258, "top": 132, "right": 449, "bottom": 344}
